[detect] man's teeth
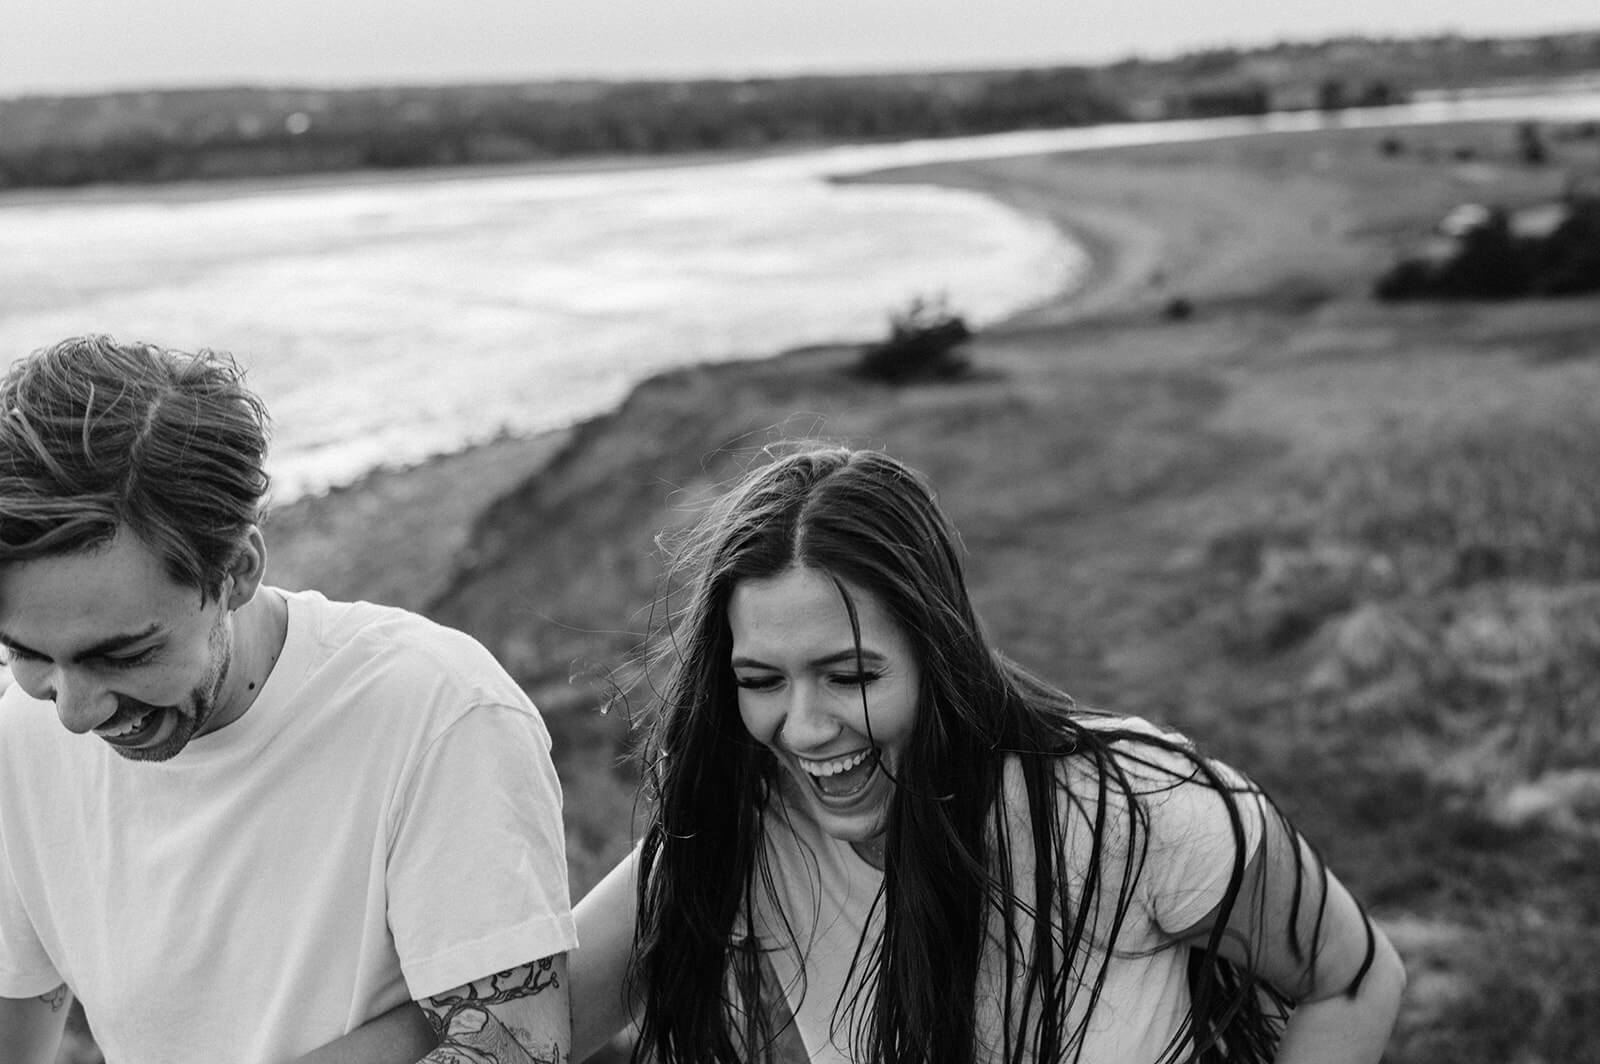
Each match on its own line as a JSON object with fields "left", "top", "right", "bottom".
{"left": 802, "top": 749, "right": 874, "bottom": 777}
{"left": 99, "top": 710, "right": 153, "bottom": 739}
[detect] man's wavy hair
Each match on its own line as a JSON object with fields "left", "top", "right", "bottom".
{"left": 0, "top": 335, "right": 271, "bottom": 600}
{"left": 628, "top": 445, "right": 1372, "bottom": 1064}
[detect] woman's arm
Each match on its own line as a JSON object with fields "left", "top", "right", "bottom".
{"left": 288, "top": 1002, "right": 437, "bottom": 1064}
{"left": 1182, "top": 813, "right": 1406, "bottom": 1063}
{"left": 0, "top": 985, "right": 72, "bottom": 1064}
{"left": 570, "top": 848, "right": 644, "bottom": 1063}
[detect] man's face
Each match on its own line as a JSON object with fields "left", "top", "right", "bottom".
{"left": 0, "top": 530, "right": 234, "bottom": 762}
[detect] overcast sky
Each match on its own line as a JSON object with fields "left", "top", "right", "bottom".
{"left": 4, "top": 0, "right": 1597, "bottom": 97}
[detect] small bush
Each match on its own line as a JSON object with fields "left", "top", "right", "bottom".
{"left": 1376, "top": 196, "right": 1600, "bottom": 301}
{"left": 1528, "top": 196, "right": 1600, "bottom": 295}
{"left": 854, "top": 296, "right": 973, "bottom": 384}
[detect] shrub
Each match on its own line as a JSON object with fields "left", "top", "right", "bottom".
{"left": 1376, "top": 195, "right": 1600, "bottom": 301}
{"left": 1528, "top": 195, "right": 1600, "bottom": 295}
{"left": 854, "top": 296, "right": 973, "bottom": 384}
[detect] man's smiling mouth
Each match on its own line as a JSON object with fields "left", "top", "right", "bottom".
{"left": 95, "top": 705, "right": 164, "bottom": 745}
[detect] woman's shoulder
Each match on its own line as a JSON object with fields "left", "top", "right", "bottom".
{"left": 1000, "top": 713, "right": 1269, "bottom": 866}
{"left": 998, "top": 713, "right": 1274, "bottom": 931}
{"left": 1023, "top": 713, "right": 1204, "bottom": 795}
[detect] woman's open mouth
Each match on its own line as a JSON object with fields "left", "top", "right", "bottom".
{"left": 800, "top": 747, "right": 881, "bottom": 799}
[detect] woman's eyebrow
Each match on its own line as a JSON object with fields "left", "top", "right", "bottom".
{"left": 810, "top": 649, "right": 887, "bottom": 667}
{"left": 729, "top": 649, "right": 888, "bottom": 670}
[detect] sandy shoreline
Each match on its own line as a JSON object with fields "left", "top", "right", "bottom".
{"left": 0, "top": 143, "right": 788, "bottom": 210}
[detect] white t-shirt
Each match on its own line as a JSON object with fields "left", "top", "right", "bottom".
{"left": 0, "top": 590, "right": 577, "bottom": 1064}
{"left": 753, "top": 722, "right": 1265, "bottom": 1064}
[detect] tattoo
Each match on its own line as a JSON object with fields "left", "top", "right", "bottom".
{"left": 421, "top": 960, "right": 565, "bottom": 1064}
{"left": 37, "top": 984, "right": 68, "bottom": 1012}
{"left": 426, "top": 959, "right": 559, "bottom": 1034}
{"left": 424, "top": 1051, "right": 483, "bottom": 1064}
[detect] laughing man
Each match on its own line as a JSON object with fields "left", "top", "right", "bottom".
{"left": 0, "top": 336, "right": 572, "bottom": 1064}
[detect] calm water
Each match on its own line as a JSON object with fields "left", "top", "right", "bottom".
{"left": 3, "top": 87, "right": 1598, "bottom": 500}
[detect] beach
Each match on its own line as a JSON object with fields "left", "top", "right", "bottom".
{"left": 261, "top": 118, "right": 1600, "bottom": 1059}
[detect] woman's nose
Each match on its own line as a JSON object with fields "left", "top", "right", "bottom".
{"left": 778, "top": 683, "right": 841, "bottom": 750}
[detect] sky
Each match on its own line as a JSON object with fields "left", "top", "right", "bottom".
{"left": 3, "top": 0, "right": 1598, "bottom": 98}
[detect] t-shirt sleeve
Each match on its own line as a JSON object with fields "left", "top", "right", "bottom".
{"left": 0, "top": 696, "right": 65, "bottom": 999}
{"left": 1129, "top": 745, "right": 1270, "bottom": 936}
{"left": 0, "top": 842, "right": 62, "bottom": 998}
{"left": 386, "top": 702, "right": 577, "bottom": 1001}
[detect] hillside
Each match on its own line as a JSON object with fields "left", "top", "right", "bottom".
{"left": 43, "top": 113, "right": 1600, "bottom": 1062}
{"left": 266, "top": 115, "right": 1600, "bottom": 1060}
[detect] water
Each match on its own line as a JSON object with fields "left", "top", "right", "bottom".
{"left": 3, "top": 88, "right": 1598, "bottom": 501}
{"left": 0, "top": 165, "right": 1083, "bottom": 499}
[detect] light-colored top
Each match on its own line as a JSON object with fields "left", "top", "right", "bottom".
{"left": 0, "top": 590, "right": 576, "bottom": 1064}
{"left": 752, "top": 722, "right": 1265, "bottom": 1063}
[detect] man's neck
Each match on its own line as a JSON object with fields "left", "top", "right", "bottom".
{"left": 212, "top": 587, "right": 289, "bottom": 733}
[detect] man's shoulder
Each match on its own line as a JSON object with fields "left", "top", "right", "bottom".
{"left": 0, "top": 680, "right": 52, "bottom": 738}
{"left": 0, "top": 682, "right": 73, "bottom": 785}
{"left": 284, "top": 589, "right": 532, "bottom": 715}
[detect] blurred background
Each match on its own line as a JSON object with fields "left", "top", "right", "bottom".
{"left": 4, "top": 4, "right": 1600, "bottom": 1062}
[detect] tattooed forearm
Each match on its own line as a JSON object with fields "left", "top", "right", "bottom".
{"left": 37, "top": 984, "right": 68, "bottom": 1013}
{"left": 420, "top": 1004, "right": 565, "bottom": 1064}
{"left": 426, "top": 959, "right": 559, "bottom": 1035}
{"left": 421, "top": 958, "right": 568, "bottom": 1064}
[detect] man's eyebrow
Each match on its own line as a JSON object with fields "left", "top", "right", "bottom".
{"left": 0, "top": 625, "right": 164, "bottom": 663}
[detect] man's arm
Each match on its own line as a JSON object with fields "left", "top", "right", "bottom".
{"left": 0, "top": 983, "right": 72, "bottom": 1064}
{"left": 415, "top": 955, "right": 570, "bottom": 1064}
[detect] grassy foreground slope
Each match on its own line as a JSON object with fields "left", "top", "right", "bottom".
{"left": 264, "top": 119, "right": 1600, "bottom": 1063}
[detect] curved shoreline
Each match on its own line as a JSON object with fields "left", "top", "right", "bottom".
{"left": 261, "top": 138, "right": 1267, "bottom": 606}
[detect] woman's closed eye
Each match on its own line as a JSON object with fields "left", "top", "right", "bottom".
{"left": 828, "top": 671, "right": 881, "bottom": 688}
{"left": 734, "top": 674, "right": 781, "bottom": 691}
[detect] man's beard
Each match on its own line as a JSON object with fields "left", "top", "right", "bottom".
{"left": 114, "top": 610, "right": 232, "bottom": 763}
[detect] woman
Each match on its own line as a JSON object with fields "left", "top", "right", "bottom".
{"left": 573, "top": 446, "right": 1404, "bottom": 1064}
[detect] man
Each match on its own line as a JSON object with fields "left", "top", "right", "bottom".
{"left": 0, "top": 336, "right": 574, "bottom": 1064}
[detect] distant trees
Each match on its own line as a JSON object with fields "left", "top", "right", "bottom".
{"left": 2, "top": 30, "right": 1597, "bottom": 190}
{"left": 0, "top": 71, "right": 1126, "bottom": 189}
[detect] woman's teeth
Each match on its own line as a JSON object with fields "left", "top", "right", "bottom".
{"left": 803, "top": 749, "right": 874, "bottom": 777}
{"left": 801, "top": 748, "right": 880, "bottom": 798}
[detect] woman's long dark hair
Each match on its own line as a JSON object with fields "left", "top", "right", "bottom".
{"left": 627, "top": 446, "right": 1371, "bottom": 1063}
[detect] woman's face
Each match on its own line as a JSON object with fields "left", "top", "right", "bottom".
{"left": 729, "top": 565, "right": 920, "bottom": 852}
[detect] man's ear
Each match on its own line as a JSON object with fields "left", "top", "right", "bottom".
{"left": 224, "top": 525, "right": 268, "bottom": 611}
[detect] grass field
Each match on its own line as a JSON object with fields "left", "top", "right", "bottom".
{"left": 58, "top": 116, "right": 1600, "bottom": 1062}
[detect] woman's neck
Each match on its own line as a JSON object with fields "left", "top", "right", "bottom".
{"left": 851, "top": 836, "right": 886, "bottom": 870}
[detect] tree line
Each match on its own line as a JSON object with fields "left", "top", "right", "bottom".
{"left": 0, "top": 70, "right": 1123, "bottom": 188}
{"left": 3, "top": 30, "right": 1596, "bottom": 190}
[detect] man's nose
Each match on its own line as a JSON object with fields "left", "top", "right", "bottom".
{"left": 50, "top": 670, "right": 118, "bottom": 734}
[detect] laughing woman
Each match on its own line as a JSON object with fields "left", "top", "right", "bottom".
{"left": 572, "top": 446, "right": 1404, "bottom": 1064}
